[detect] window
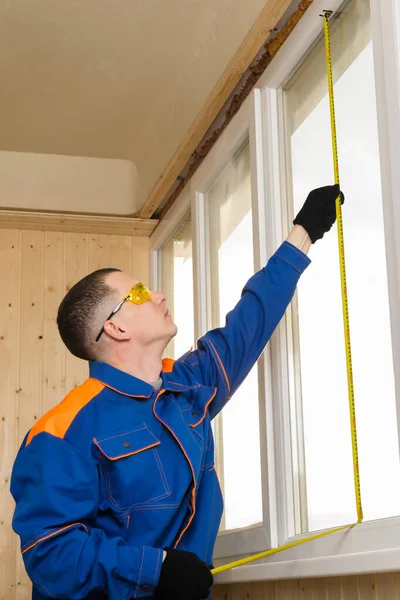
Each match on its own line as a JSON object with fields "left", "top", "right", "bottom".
{"left": 283, "top": 0, "right": 400, "bottom": 533}
{"left": 160, "top": 211, "right": 194, "bottom": 359}
{"left": 206, "top": 141, "right": 263, "bottom": 531}
{"left": 150, "top": 0, "right": 400, "bottom": 580}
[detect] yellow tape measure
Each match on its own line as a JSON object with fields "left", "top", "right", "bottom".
{"left": 323, "top": 11, "right": 363, "bottom": 524}
{"left": 211, "top": 11, "right": 362, "bottom": 577}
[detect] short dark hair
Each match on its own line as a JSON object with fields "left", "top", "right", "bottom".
{"left": 57, "top": 268, "right": 121, "bottom": 361}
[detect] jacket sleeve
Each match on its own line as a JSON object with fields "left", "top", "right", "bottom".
{"left": 179, "top": 241, "right": 310, "bottom": 418}
{"left": 11, "top": 432, "right": 163, "bottom": 600}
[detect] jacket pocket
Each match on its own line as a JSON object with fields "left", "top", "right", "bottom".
{"left": 94, "top": 424, "right": 171, "bottom": 512}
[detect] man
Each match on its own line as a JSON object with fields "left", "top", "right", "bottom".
{"left": 11, "top": 185, "right": 342, "bottom": 600}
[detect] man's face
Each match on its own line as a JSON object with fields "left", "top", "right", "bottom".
{"left": 103, "top": 271, "right": 177, "bottom": 348}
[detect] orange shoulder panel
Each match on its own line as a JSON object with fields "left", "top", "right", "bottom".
{"left": 26, "top": 378, "right": 104, "bottom": 446}
{"left": 162, "top": 358, "right": 175, "bottom": 373}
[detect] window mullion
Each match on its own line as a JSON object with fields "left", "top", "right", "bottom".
{"left": 260, "top": 85, "right": 297, "bottom": 546}
{"left": 250, "top": 88, "right": 278, "bottom": 549}
{"left": 279, "top": 86, "right": 309, "bottom": 536}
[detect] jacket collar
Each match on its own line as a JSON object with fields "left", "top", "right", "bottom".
{"left": 89, "top": 362, "right": 154, "bottom": 398}
{"left": 89, "top": 361, "right": 194, "bottom": 397}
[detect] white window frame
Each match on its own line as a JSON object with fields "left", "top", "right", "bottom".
{"left": 189, "top": 96, "right": 275, "bottom": 560}
{"left": 216, "top": 0, "right": 400, "bottom": 582}
{"left": 150, "top": 0, "right": 400, "bottom": 581}
{"left": 152, "top": 97, "right": 277, "bottom": 558}
{"left": 149, "top": 186, "right": 191, "bottom": 293}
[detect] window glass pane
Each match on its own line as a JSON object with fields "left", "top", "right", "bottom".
{"left": 161, "top": 212, "right": 194, "bottom": 359}
{"left": 207, "top": 141, "right": 263, "bottom": 530}
{"left": 284, "top": 0, "right": 400, "bottom": 532}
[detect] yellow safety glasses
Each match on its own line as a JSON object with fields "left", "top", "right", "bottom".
{"left": 95, "top": 282, "right": 152, "bottom": 342}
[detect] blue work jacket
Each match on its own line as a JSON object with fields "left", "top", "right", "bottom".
{"left": 11, "top": 241, "right": 310, "bottom": 600}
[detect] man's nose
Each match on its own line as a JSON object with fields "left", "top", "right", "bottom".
{"left": 151, "top": 290, "right": 166, "bottom": 305}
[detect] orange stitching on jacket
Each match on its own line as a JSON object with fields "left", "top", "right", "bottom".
{"left": 274, "top": 253, "right": 301, "bottom": 274}
{"left": 32, "top": 581, "right": 57, "bottom": 599}
{"left": 181, "top": 384, "right": 199, "bottom": 411}
{"left": 93, "top": 438, "right": 160, "bottom": 461}
{"left": 212, "top": 466, "right": 223, "bottom": 496}
{"left": 99, "top": 453, "right": 171, "bottom": 512}
{"left": 152, "top": 390, "right": 197, "bottom": 547}
{"left": 189, "top": 389, "right": 216, "bottom": 428}
{"left": 153, "top": 447, "right": 171, "bottom": 495}
{"left": 174, "top": 488, "right": 196, "bottom": 547}
{"left": 93, "top": 424, "right": 171, "bottom": 516}
{"left": 22, "top": 523, "right": 89, "bottom": 554}
{"left": 208, "top": 340, "right": 230, "bottom": 393}
{"left": 96, "top": 426, "right": 147, "bottom": 444}
{"left": 170, "top": 398, "right": 202, "bottom": 450}
{"left": 119, "top": 502, "right": 181, "bottom": 517}
{"left": 95, "top": 381, "right": 152, "bottom": 399}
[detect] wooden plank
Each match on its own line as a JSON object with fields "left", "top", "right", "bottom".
{"left": 244, "top": 582, "right": 274, "bottom": 600}
{"left": 42, "top": 231, "right": 66, "bottom": 415}
{"left": 88, "top": 234, "right": 111, "bottom": 273}
{"left": 326, "top": 576, "right": 343, "bottom": 600}
{"left": 255, "top": 581, "right": 275, "bottom": 600}
{"left": 395, "top": 573, "right": 400, "bottom": 600}
{"left": 213, "top": 576, "right": 400, "bottom": 600}
{"left": 17, "top": 231, "right": 45, "bottom": 443}
{"left": 0, "top": 209, "right": 157, "bottom": 237}
{"left": 64, "top": 233, "right": 89, "bottom": 391}
{"left": 131, "top": 237, "right": 150, "bottom": 284}
{"left": 214, "top": 581, "right": 277, "bottom": 600}
{"left": 341, "top": 575, "right": 358, "bottom": 600}
{"left": 311, "top": 578, "right": 328, "bottom": 600}
{"left": 212, "top": 584, "right": 232, "bottom": 600}
{"left": 297, "top": 578, "right": 315, "bottom": 600}
{"left": 15, "top": 551, "right": 31, "bottom": 600}
{"left": 374, "top": 573, "right": 398, "bottom": 600}
{"left": 277, "top": 579, "right": 299, "bottom": 600}
{"left": 263, "top": 581, "right": 276, "bottom": 600}
{"left": 357, "top": 574, "right": 377, "bottom": 600}
{"left": 110, "top": 235, "right": 132, "bottom": 274}
{"left": 0, "top": 230, "right": 20, "bottom": 600}
{"left": 138, "top": 0, "right": 293, "bottom": 219}
{"left": 16, "top": 230, "right": 45, "bottom": 600}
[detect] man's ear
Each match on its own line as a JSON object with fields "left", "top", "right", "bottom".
{"left": 103, "top": 319, "right": 131, "bottom": 341}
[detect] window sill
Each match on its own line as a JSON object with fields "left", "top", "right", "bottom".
{"left": 214, "top": 517, "right": 400, "bottom": 583}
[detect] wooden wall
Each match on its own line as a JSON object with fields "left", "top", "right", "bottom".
{"left": 0, "top": 228, "right": 149, "bottom": 600}
{"left": 1, "top": 229, "right": 398, "bottom": 600}
{"left": 213, "top": 572, "right": 399, "bottom": 599}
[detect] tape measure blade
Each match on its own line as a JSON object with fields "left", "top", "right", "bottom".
{"left": 323, "top": 12, "right": 363, "bottom": 523}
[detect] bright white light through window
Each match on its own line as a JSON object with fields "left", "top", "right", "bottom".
{"left": 161, "top": 213, "right": 194, "bottom": 359}
{"left": 207, "top": 142, "right": 263, "bottom": 530}
{"left": 284, "top": 0, "right": 400, "bottom": 531}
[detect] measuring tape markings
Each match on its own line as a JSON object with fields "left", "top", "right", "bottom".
{"left": 323, "top": 11, "right": 363, "bottom": 523}
{"left": 211, "top": 11, "right": 363, "bottom": 576}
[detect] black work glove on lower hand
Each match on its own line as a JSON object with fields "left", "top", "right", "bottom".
{"left": 293, "top": 184, "right": 344, "bottom": 243}
{"left": 155, "top": 548, "right": 213, "bottom": 600}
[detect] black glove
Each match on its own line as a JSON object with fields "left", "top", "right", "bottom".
{"left": 155, "top": 548, "right": 213, "bottom": 600}
{"left": 293, "top": 184, "right": 344, "bottom": 243}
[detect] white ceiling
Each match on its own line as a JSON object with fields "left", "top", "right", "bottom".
{"left": 0, "top": 0, "right": 278, "bottom": 211}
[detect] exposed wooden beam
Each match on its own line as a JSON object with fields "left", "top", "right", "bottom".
{"left": 138, "top": 0, "right": 294, "bottom": 219}
{"left": 0, "top": 209, "right": 158, "bottom": 237}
